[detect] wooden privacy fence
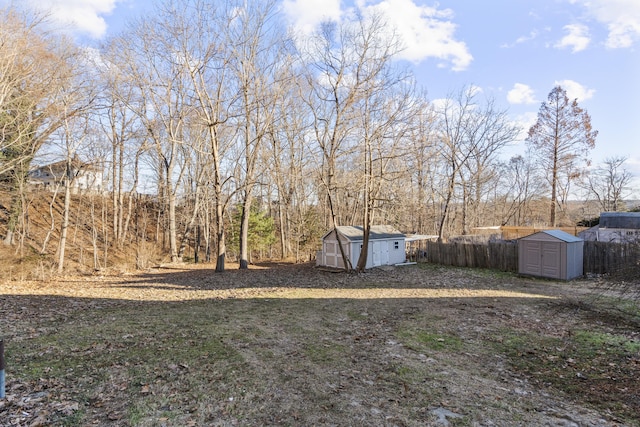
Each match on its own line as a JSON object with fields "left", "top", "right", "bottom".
{"left": 419, "top": 241, "right": 518, "bottom": 272}
{"left": 583, "top": 241, "right": 640, "bottom": 275}
{"left": 414, "top": 240, "right": 639, "bottom": 275}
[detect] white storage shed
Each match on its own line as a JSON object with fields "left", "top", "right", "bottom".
{"left": 318, "top": 225, "right": 406, "bottom": 269}
{"left": 518, "top": 230, "right": 584, "bottom": 280}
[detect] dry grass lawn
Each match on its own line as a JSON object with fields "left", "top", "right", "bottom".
{"left": 1, "top": 262, "right": 639, "bottom": 426}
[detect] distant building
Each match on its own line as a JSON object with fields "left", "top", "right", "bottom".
{"left": 579, "top": 212, "right": 640, "bottom": 243}
{"left": 28, "top": 157, "right": 103, "bottom": 194}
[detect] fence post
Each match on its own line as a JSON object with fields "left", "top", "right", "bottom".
{"left": 0, "top": 338, "right": 5, "bottom": 399}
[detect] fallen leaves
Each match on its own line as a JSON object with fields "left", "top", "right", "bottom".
{"left": 0, "top": 384, "right": 80, "bottom": 426}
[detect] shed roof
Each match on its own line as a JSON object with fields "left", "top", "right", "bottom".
{"left": 405, "top": 234, "right": 439, "bottom": 242}
{"left": 600, "top": 212, "right": 640, "bottom": 229}
{"left": 521, "top": 229, "right": 583, "bottom": 243}
{"left": 326, "top": 225, "right": 405, "bottom": 241}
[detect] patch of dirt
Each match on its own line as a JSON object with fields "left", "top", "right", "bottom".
{"left": 0, "top": 262, "right": 638, "bottom": 426}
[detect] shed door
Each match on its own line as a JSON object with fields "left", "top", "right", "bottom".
{"left": 371, "top": 241, "right": 390, "bottom": 267}
{"left": 541, "top": 242, "right": 561, "bottom": 278}
{"left": 522, "top": 241, "right": 542, "bottom": 276}
{"left": 380, "top": 242, "right": 389, "bottom": 265}
{"left": 521, "top": 240, "right": 561, "bottom": 278}
{"left": 372, "top": 241, "right": 382, "bottom": 266}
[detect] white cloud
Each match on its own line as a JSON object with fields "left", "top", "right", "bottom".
{"left": 507, "top": 83, "right": 537, "bottom": 105}
{"left": 356, "top": 0, "right": 472, "bottom": 70}
{"left": 501, "top": 30, "right": 540, "bottom": 48}
{"left": 430, "top": 97, "right": 450, "bottom": 112}
{"left": 283, "top": 0, "right": 472, "bottom": 71}
{"left": 554, "top": 23, "right": 590, "bottom": 52}
{"left": 512, "top": 112, "right": 538, "bottom": 141}
{"left": 282, "top": 0, "right": 343, "bottom": 36}
{"left": 554, "top": 79, "right": 596, "bottom": 101}
{"left": 572, "top": 0, "right": 640, "bottom": 48}
{"left": 25, "top": 0, "right": 119, "bottom": 39}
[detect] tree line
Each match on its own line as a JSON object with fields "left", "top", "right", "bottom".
{"left": 0, "top": 1, "right": 634, "bottom": 272}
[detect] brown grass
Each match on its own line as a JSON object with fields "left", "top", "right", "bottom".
{"left": 1, "top": 263, "right": 639, "bottom": 426}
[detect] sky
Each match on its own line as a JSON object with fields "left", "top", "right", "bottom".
{"left": 6, "top": 0, "right": 640, "bottom": 194}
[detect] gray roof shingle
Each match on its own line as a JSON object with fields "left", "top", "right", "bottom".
{"left": 330, "top": 225, "right": 405, "bottom": 241}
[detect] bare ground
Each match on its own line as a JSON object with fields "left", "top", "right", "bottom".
{"left": 1, "top": 262, "right": 639, "bottom": 426}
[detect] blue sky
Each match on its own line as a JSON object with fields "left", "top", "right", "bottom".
{"left": 8, "top": 0, "right": 640, "bottom": 193}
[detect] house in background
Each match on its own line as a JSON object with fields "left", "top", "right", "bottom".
{"left": 317, "top": 225, "right": 406, "bottom": 269}
{"left": 28, "top": 157, "right": 103, "bottom": 194}
{"left": 579, "top": 212, "right": 640, "bottom": 243}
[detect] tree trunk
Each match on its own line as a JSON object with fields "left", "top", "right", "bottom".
{"left": 550, "top": 140, "right": 559, "bottom": 227}
{"left": 239, "top": 192, "right": 253, "bottom": 269}
{"left": 41, "top": 183, "right": 62, "bottom": 254}
{"left": 112, "top": 137, "right": 119, "bottom": 243}
{"left": 438, "top": 160, "right": 457, "bottom": 242}
{"left": 168, "top": 190, "right": 180, "bottom": 262}
{"left": 3, "top": 160, "right": 30, "bottom": 246}
{"left": 215, "top": 191, "right": 226, "bottom": 272}
{"left": 57, "top": 173, "right": 72, "bottom": 274}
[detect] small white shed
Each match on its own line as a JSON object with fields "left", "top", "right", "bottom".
{"left": 318, "top": 225, "right": 406, "bottom": 269}
{"left": 518, "top": 230, "right": 584, "bottom": 280}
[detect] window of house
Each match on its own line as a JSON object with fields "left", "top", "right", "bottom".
{"left": 394, "top": 241, "right": 399, "bottom": 250}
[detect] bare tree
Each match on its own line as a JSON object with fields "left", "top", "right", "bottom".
{"left": 176, "top": 0, "right": 237, "bottom": 272}
{"left": 225, "top": 0, "right": 292, "bottom": 269}
{"left": 1, "top": 7, "right": 92, "bottom": 246}
{"left": 458, "top": 97, "right": 520, "bottom": 233}
{"left": 264, "top": 59, "right": 313, "bottom": 261}
{"left": 494, "top": 149, "right": 548, "bottom": 226}
{"left": 584, "top": 156, "right": 633, "bottom": 212}
{"left": 301, "top": 13, "right": 407, "bottom": 270}
{"left": 94, "top": 56, "right": 147, "bottom": 249}
{"left": 401, "top": 100, "right": 439, "bottom": 234}
{"left": 55, "top": 113, "right": 96, "bottom": 273}
{"left": 526, "top": 86, "right": 597, "bottom": 226}
{"left": 353, "top": 64, "right": 417, "bottom": 271}
{"left": 107, "top": 3, "right": 209, "bottom": 263}
{"left": 434, "top": 87, "right": 518, "bottom": 240}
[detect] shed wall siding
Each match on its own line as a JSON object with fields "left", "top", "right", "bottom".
{"left": 322, "top": 236, "right": 353, "bottom": 269}
{"left": 566, "top": 241, "right": 584, "bottom": 280}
